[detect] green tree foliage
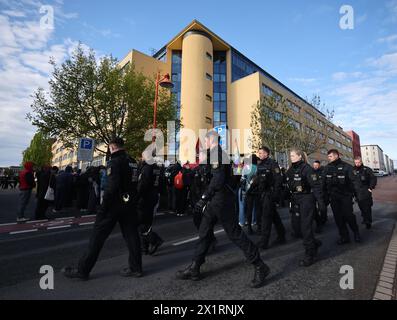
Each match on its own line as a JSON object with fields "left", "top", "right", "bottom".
{"left": 250, "top": 95, "right": 296, "bottom": 155}
{"left": 28, "top": 44, "right": 178, "bottom": 158}
{"left": 22, "top": 131, "right": 54, "bottom": 167}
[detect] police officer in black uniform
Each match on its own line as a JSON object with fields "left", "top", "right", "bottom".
{"left": 176, "top": 131, "right": 270, "bottom": 288}
{"left": 137, "top": 152, "right": 164, "bottom": 256}
{"left": 312, "top": 160, "right": 328, "bottom": 233}
{"left": 63, "top": 138, "right": 142, "bottom": 279}
{"left": 352, "top": 156, "right": 377, "bottom": 229}
{"left": 190, "top": 149, "right": 217, "bottom": 251}
{"left": 253, "top": 146, "right": 286, "bottom": 249}
{"left": 323, "top": 149, "right": 361, "bottom": 244}
{"left": 286, "top": 149, "right": 325, "bottom": 266}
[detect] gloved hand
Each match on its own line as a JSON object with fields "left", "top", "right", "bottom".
{"left": 194, "top": 198, "right": 208, "bottom": 215}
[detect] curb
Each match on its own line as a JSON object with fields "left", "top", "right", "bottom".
{"left": 373, "top": 223, "right": 397, "bottom": 300}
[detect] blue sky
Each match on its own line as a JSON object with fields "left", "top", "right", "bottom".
{"left": 0, "top": 0, "right": 396, "bottom": 166}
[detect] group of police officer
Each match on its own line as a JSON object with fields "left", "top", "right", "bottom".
{"left": 63, "top": 131, "right": 377, "bottom": 289}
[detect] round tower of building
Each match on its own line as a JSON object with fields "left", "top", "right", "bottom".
{"left": 180, "top": 30, "right": 213, "bottom": 162}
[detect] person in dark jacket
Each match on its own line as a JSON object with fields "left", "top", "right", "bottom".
{"left": 352, "top": 156, "right": 377, "bottom": 229}
{"left": 312, "top": 160, "right": 328, "bottom": 233}
{"left": 54, "top": 166, "right": 74, "bottom": 212}
{"left": 35, "top": 166, "right": 56, "bottom": 220}
{"left": 63, "top": 138, "right": 142, "bottom": 280}
{"left": 137, "top": 152, "right": 164, "bottom": 255}
{"left": 87, "top": 167, "right": 100, "bottom": 214}
{"left": 17, "top": 161, "right": 36, "bottom": 223}
{"left": 323, "top": 149, "right": 361, "bottom": 244}
{"left": 286, "top": 149, "right": 325, "bottom": 266}
{"left": 75, "top": 169, "right": 89, "bottom": 213}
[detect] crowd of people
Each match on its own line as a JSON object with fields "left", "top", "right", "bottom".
{"left": 0, "top": 174, "right": 18, "bottom": 189}
{"left": 14, "top": 133, "right": 378, "bottom": 288}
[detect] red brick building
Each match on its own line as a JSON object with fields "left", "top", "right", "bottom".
{"left": 345, "top": 130, "right": 361, "bottom": 159}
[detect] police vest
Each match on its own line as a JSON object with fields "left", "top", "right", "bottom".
{"left": 286, "top": 164, "right": 311, "bottom": 194}
{"left": 256, "top": 161, "right": 275, "bottom": 190}
{"left": 353, "top": 167, "right": 370, "bottom": 186}
{"left": 325, "top": 164, "right": 348, "bottom": 186}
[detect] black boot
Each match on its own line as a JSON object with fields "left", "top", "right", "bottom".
{"left": 62, "top": 266, "right": 89, "bottom": 281}
{"left": 354, "top": 232, "right": 361, "bottom": 243}
{"left": 337, "top": 237, "right": 351, "bottom": 245}
{"left": 120, "top": 267, "right": 143, "bottom": 278}
{"left": 148, "top": 235, "right": 164, "bottom": 256}
{"left": 176, "top": 262, "right": 201, "bottom": 281}
{"left": 271, "top": 236, "right": 286, "bottom": 247}
{"left": 299, "top": 255, "right": 315, "bottom": 267}
{"left": 247, "top": 225, "right": 254, "bottom": 235}
{"left": 366, "top": 223, "right": 372, "bottom": 229}
{"left": 250, "top": 260, "right": 270, "bottom": 288}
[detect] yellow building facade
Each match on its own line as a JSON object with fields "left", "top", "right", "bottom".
{"left": 52, "top": 20, "right": 354, "bottom": 168}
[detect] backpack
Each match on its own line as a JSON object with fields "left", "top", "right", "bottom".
{"left": 174, "top": 171, "right": 184, "bottom": 190}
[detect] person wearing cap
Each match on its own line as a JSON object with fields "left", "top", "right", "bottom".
{"left": 63, "top": 137, "right": 142, "bottom": 280}
{"left": 176, "top": 130, "right": 270, "bottom": 288}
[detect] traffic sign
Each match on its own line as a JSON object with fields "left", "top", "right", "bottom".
{"left": 214, "top": 124, "right": 227, "bottom": 150}
{"left": 77, "top": 138, "right": 94, "bottom": 162}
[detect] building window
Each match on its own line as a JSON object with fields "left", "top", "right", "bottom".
{"left": 206, "top": 94, "right": 212, "bottom": 102}
{"left": 287, "top": 101, "right": 300, "bottom": 113}
{"left": 328, "top": 138, "right": 335, "bottom": 144}
{"left": 206, "top": 73, "right": 212, "bottom": 81}
{"left": 288, "top": 118, "right": 301, "bottom": 130}
{"left": 206, "top": 52, "right": 212, "bottom": 60}
{"left": 170, "top": 50, "right": 182, "bottom": 155}
{"left": 213, "top": 51, "right": 227, "bottom": 128}
{"left": 262, "top": 84, "right": 282, "bottom": 102}
{"left": 304, "top": 111, "right": 315, "bottom": 122}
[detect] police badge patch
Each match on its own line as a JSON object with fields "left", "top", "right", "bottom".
{"left": 274, "top": 168, "right": 280, "bottom": 173}
{"left": 311, "top": 174, "right": 318, "bottom": 181}
{"left": 107, "top": 167, "right": 112, "bottom": 176}
{"left": 296, "top": 186, "right": 303, "bottom": 192}
{"left": 212, "top": 163, "right": 219, "bottom": 169}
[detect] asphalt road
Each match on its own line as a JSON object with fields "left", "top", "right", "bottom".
{"left": 0, "top": 196, "right": 395, "bottom": 300}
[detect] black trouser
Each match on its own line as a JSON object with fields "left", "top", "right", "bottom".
{"left": 35, "top": 197, "right": 51, "bottom": 220}
{"left": 291, "top": 194, "right": 317, "bottom": 256}
{"left": 193, "top": 189, "right": 260, "bottom": 266}
{"left": 330, "top": 194, "right": 359, "bottom": 240}
{"left": 358, "top": 197, "right": 373, "bottom": 223}
{"left": 78, "top": 203, "right": 142, "bottom": 275}
{"left": 257, "top": 191, "right": 286, "bottom": 247}
{"left": 138, "top": 194, "right": 162, "bottom": 247}
{"left": 313, "top": 203, "right": 328, "bottom": 227}
{"left": 245, "top": 193, "right": 256, "bottom": 226}
{"left": 175, "top": 188, "right": 188, "bottom": 215}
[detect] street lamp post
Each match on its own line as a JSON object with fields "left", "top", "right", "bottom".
{"left": 152, "top": 72, "right": 174, "bottom": 142}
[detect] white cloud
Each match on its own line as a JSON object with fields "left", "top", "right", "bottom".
{"left": 2, "top": 10, "right": 26, "bottom": 17}
{"left": 0, "top": 0, "right": 81, "bottom": 166}
{"left": 328, "top": 51, "right": 397, "bottom": 158}
{"left": 331, "top": 71, "right": 364, "bottom": 81}
{"left": 377, "top": 34, "right": 397, "bottom": 43}
{"left": 288, "top": 77, "right": 317, "bottom": 85}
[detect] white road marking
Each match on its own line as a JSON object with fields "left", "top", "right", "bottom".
{"left": 172, "top": 229, "right": 224, "bottom": 246}
{"left": 9, "top": 229, "right": 39, "bottom": 235}
{"left": 47, "top": 225, "right": 71, "bottom": 230}
{"left": 0, "top": 222, "right": 17, "bottom": 227}
{"left": 79, "top": 222, "right": 95, "bottom": 226}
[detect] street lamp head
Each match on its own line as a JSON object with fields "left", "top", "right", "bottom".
{"left": 159, "top": 73, "right": 174, "bottom": 89}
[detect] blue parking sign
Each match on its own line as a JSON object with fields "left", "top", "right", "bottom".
{"left": 77, "top": 138, "right": 94, "bottom": 162}
{"left": 80, "top": 138, "right": 93, "bottom": 150}
{"left": 214, "top": 124, "right": 227, "bottom": 150}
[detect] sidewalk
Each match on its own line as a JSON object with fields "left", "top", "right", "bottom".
{"left": 372, "top": 176, "right": 397, "bottom": 300}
